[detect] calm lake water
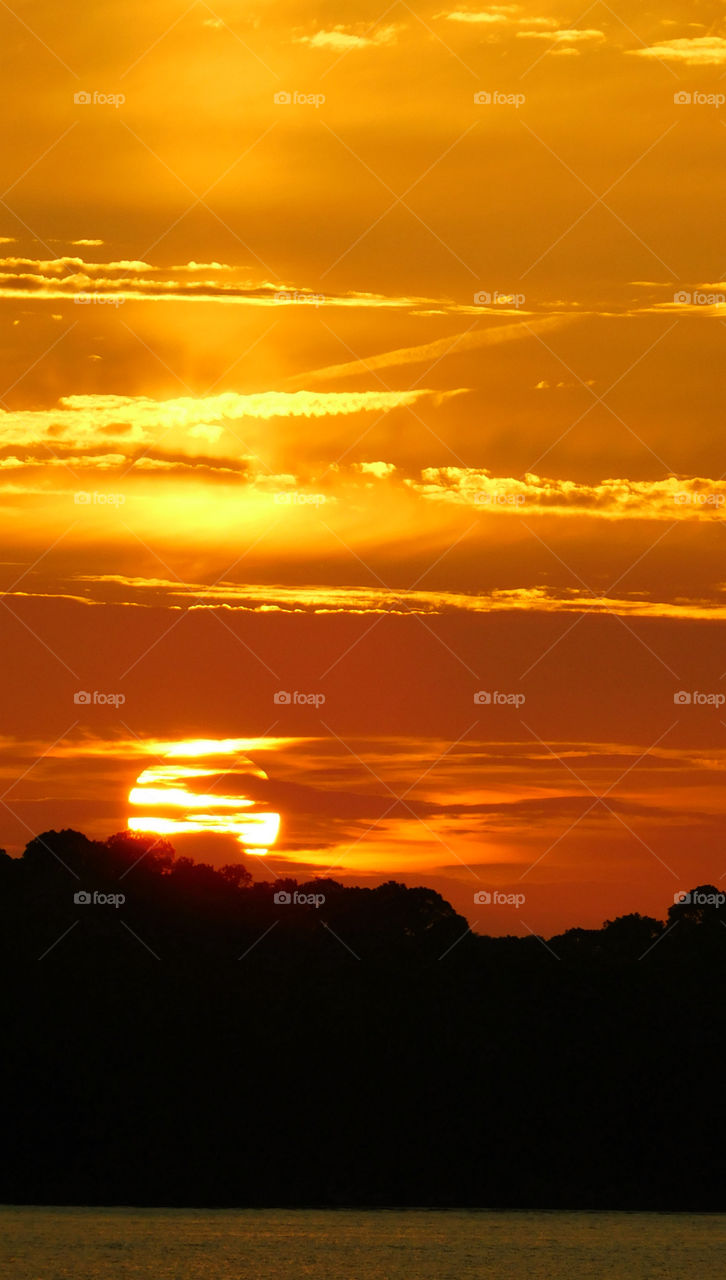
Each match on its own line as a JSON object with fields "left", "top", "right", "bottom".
{"left": 2, "top": 1206, "right": 726, "bottom": 1279}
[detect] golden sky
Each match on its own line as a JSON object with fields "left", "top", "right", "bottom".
{"left": 1, "top": 0, "right": 725, "bottom": 933}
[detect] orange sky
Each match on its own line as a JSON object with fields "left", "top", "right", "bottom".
{"left": 1, "top": 0, "right": 725, "bottom": 933}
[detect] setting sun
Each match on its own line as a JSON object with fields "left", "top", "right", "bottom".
{"left": 127, "top": 740, "right": 281, "bottom": 852}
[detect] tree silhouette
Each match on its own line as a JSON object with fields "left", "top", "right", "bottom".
{"left": 1, "top": 829, "right": 726, "bottom": 1211}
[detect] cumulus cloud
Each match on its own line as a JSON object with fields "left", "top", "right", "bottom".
{"left": 354, "top": 461, "right": 397, "bottom": 478}
{"left": 411, "top": 467, "right": 726, "bottom": 520}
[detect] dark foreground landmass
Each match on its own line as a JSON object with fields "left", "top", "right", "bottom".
{"left": 1, "top": 830, "right": 725, "bottom": 1211}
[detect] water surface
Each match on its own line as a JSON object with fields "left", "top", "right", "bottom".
{"left": 3, "top": 1206, "right": 725, "bottom": 1279}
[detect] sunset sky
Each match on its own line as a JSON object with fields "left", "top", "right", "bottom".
{"left": 1, "top": 0, "right": 725, "bottom": 933}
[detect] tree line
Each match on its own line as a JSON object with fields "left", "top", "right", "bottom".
{"left": 1, "top": 829, "right": 724, "bottom": 1210}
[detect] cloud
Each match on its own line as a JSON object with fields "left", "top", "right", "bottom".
{"left": 0, "top": 256, "right": 151, "bottom": 273}
{"left": 297, "top": 24, "right": 399, "bottom": 50}
{"left": 16, "top": 574, "right": 726, "bottom": 623}
{"left": 438, "top": 8, "right": 605, "bottom": 55}
{"left": 535, "top": 378, "right": 597, "bottom": 389}
{"left": 170, "top": 261, "right": 234, "bottom": 272}
{"left": 630, "top": 36, "right": 726, "bottom": 65}
{"left": 439, "top": 6, "right": 521, "bottom": 24}
{"left": 0, "top": 389, "right": 451, "bottom": 456}
{"left": 4, "top": 440, "right": 722, "bottom": 532}
{"left": 354, "top": 461, "right": 397, "bottom": 478}
{"left": 517, "top": 28, "right": 605, "bottom": 44}
{"left": 438, "top": 9, "right": 597, "bottom": 38}
{"left": 411, "top": 467, "right": 726, "bottom": 520}
{"left": 0, "top": 254, "right": 475, "bottom": 313}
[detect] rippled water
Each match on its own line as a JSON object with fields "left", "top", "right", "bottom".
{"left": 3, "top": 1207, "right": 726, "bottom": 1279}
